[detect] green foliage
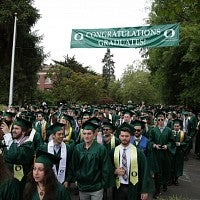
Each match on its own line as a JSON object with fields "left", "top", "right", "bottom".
{"left": 0, "top": 0, "right": 44, "bottom": 105}
{"left": 108, "top": 80, "right": 123, "bottom": 103}
{"left": 146, "top": 0, "right": 200, "bottom": 107}
{"left": 102, "top": 48, "right": 115, "bottom": 89}
{"left": 45, "top": 65, "right": 106, "bottom": 104}
{"left": 53, "top": 55, "right": 97, "bottom": 75}
{"left": 120, "top": 63, "right": 160, "bottom": 104}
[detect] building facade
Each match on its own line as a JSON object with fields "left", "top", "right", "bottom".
{"left": 37, "top": 64, "right": 53, "bottom": 90}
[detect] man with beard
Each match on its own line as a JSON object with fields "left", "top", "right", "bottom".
{"left": 1, "top": 117, "right": 34, "bottom": 196}
{"left": 130, "top": 120, "right": 150, "bottom": 156}
{"left": 112, "top": 122, "right": 152, "bottom": 200}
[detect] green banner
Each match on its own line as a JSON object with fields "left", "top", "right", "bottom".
{"left": 70, "top": 23, "right": 179, "bottom": 48}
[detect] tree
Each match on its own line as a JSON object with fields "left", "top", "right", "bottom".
{"left": 120, "top": 63, "right": 160, "bottom": 104}
{"left": 53, "top": 55, "right": 97, "bottom": 75}
{"left": 0, "top": 0, "right": 44, "bottom": 105}
{"left": 145, "top": 0, "right": 200, "bottom": 107}
{"left": 47, "top": 64, "right": 105, "bottom": 104}
{"left": 102, "top": 48, "right": 115, "bottom": 89}
{"left": 107, "top": 79, "right": 123, "bottom": 103}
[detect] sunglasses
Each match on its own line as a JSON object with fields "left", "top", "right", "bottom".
{"left": 103, "top": 128, "right": 110, "bottom": 131}
{"left": 157, "top": 119, "right": 164, "bottom": 121}
{"left": 135, "top": 129, "right": 141, "bottom": 132}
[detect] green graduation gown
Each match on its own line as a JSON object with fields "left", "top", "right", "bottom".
{"left": 111, "top": 146, "right": 153, "bottom": 200}
{"left": 149, "top": 126, "right": 175, "bottom": 185}
{"left": 171, "top": 130, "right": 190, "bottom": 177}
{"left": 39, "top": 142, "right": 73, "bottom": 183}
{"left": 30, "top": 182, "right": 71, "bottom": 200}
{"left": 103, "top": 136, "right": 121, "bottom": 153}
{"left": 0, "top": 178, "right": 20, "bottom": 200}
{"left": 3, "top": 141, "right": 34, "bottom": 195}
{"left": 72, "top": 140, "right": 113, "bottom": 192}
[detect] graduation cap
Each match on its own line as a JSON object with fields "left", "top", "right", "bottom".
{"left": 61, "top": 114, "right": 74, "bottom": 126}
{"left": 35, "top": 149, "right": 61, "bottom": 168}
{"left": 127, "top": 104, "right": 134, "bottom": 110}
{"left": 134, "top": 110, "right": 141, "bottom": 117}
{"left": 173, "top": 119, "right": 183, "bottom": 126}
{"left": 102, "top": 121, "right": 115, "bottom": 131}
{"left": 146, "top": 110, "right": 153, "bottom": 116}
{"left": 155, "top": 111, "right": 165, "bottom": 118}
{"left": 31, "top": 105, "right": 38, "bottom": 110}
{"left": 82, "top": 121, "right": 99, "bottom": 131}
{"left": 49, "top": 106, "right": 58, "bottom": 111}
{"left": 131, "top": 120, "right": 145, "bottom": 129}
{"left": 22, "top": 111, "right": 36, "bottom": 122}
{"left": 182, "top": 111, "right": 189, "bottom": 116}
{"left": 168, "top": 112, "right": 176, "bottom": 119}
{"left": 123, "top": 109, "right": 134, "bottom": 117}
{"left": 81, "top": 111, "right": 91, "bottom": 118}
{"left": 139, "top": 115, "right": 148, "bottom": 122}
{"left": 13, "top": 117, "right": 32, "bottom": 131}
{"left": 76, "top": 116, "right": 82, "bottom": 121}
{"left": 87, "top": 117, "right": 102, "bottom": 125}
{"left": 3, "top": 111, "right": 15, "bottom": 118}
{"left": 47, "top": 122, "right": 65, "bottom": 135}
{"left": 118, "top": 122, "right": 135, "bottom": 135}
{"left": 36, "top": 111, "right": 45, "bottom": 117}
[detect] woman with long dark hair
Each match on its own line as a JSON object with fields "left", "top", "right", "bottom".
{"left": 23, "top": 149, "right": 71, "bottom": 200}
{"left": 0, "top": 145, "right": 20, "bottom": 200}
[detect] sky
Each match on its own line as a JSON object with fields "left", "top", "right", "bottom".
{"left": 33, "top": 0, "right": 151, "bottom": 79}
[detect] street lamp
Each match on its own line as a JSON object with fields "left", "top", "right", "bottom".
{"left": 8, "top": 13, "right": 17, "bottom": 107}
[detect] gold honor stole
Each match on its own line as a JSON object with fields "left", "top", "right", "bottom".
{"left": 114, "top": 144, "right": 138, "bottom": 189}
{"left": 111, "top": 135, "right": 115, "bottom": 149}
{"left": 65, "top": 127, "right": 72, "bottom": 142}
{"left": 180, "top": 130, "right": 184, "bottom": 142}
{"left": 14, "top": 164, "right": 24, "bottom": 181}
{"left": 13, "top": 136, "right": 29, "bottom": 181}
{"left": 42, "top": 121, "right": 47, "bottom": 141}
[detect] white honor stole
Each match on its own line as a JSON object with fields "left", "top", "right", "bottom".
{"left": 48, "top": 140, "right": 67, "bottom": 183}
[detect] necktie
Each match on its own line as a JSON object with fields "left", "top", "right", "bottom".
{"left": 122, "top": 148, "right": 128, "bottom": 181}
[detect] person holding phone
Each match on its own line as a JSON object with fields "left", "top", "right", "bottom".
{"left": 149, "top": 112, "right": 175, "bottom": 199}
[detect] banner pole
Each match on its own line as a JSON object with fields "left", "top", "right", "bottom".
{"left": 8, "top": 13, "right": 17, "bottom": 107}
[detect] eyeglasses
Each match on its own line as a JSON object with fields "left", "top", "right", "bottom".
{"left": 103, "top": 128, "right": 110, "bottom": 131}
{"left": 135, "top": 129, "right": 141, "bottom": 132}
{"left": 157, "top": 119, "right": 164, "bottom": 121}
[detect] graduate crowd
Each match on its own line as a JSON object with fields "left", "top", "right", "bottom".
{"left": 0, "top": 103, "right": 200, "bottom": 200}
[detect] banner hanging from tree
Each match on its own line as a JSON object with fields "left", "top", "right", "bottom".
{"left": 70, "top": 23, "right": 179, "bottom": 48}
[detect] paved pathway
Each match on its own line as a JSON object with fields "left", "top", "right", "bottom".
{"left": 70, "top": 151, "right": 200, "bottom": 200}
